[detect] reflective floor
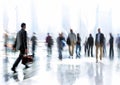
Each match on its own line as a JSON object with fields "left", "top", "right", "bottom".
{"left": 0, "top": 42, "right": 120, "bottom": 85}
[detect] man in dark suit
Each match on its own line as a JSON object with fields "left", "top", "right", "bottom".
{"left": 95, "top": 28, "right": 104, "bottom": 63}
{"left": 11, "top": 23, "right": 29, "bottom": 73}
{"left": 88, "top": 34, "right": 94, "bottom": 57}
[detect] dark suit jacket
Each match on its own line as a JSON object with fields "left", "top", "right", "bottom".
{"left": 13, "top": 28, "right": 27, "bottom": 50}
{"left": 88, "top": 36, "right": 94, "bottom": 46}
{"left": 95, "top": 33, "right": 104, "bottom": 46}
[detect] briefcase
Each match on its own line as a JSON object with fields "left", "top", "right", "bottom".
{"left": 22, "top": 55, "right": 33, "bottom": 65}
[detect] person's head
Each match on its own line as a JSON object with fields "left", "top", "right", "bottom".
{"left": 70, "top": 29, "right": 73, "bottom": 33}
{"left": 89, "top": 33, "right": 92, "bottom": 37}
{"left": 21, "top": 23, "right": 26, "bottom": 29}
{"left": 77, "top": 33, "right": 79, "bottom": 36}
{"left": 33, "top": 32, "right": 36, "bottom": 35}
{"left": 59, "top": 32, "right": 63, "bottom": 37}
{"left": 98, "top": 28, "right": 101, "bottom": 33}
{"left": 109, "top": 33, "right": 112, "bottom": 37}
{"left": 47, "top": 33, "right": 50, "bottom": 36}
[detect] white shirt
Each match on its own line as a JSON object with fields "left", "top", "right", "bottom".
{"left": 97, "top": 33, "right": 100, "bottom": 43}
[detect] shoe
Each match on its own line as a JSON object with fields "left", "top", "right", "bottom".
{"left": 11, "top": 68, "right": 17, "bottom": 73}
{"left": 24, "top": 65, "right": 30, "bottom": 69}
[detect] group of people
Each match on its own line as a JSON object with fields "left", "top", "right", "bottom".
{"left": 52, "top": 28, "right": 115, "bottom": 63}
{"left": 10, "top": 22, "right": 118, "bottom": 73}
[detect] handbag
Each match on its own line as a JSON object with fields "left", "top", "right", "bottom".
{"left": 22, "top": 55, "right": 33, "bottom": 65}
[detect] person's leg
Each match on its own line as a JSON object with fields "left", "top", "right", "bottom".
{"left": 88, "top": 45, "right": 90, "bottom": 57}
{"left": 68, "top": 45, "right": 71, "bottom": 56}
{"left": 111, "top": 46, "right": 114, "bottom": 59}
{"left": 78, "top": 45, "right": 81, "bottom": 57}
{"left": 11, "top": 50, "right": 23, "bottom": 72}
{"left": 96, "top": 45, "right": 99, "bottom": 62}
{"left": 76, "top": 44, "right": 80, "bottom": 58}
{"left": 58, "top": 48, "right": 62, "bottom": 60}
{"left": 76, "top": 44, "right": 79, "bottom": 58}
{"left": 100, "top": 45, "right": 103, "bottom": 60}
{"left": 32, "top": 44, "right": 35, "bottom": 57}
{"left": 85, "top": 46, "right": 86, "bottom": 55}
{"left": 50, "top": 46, "right": 52, "bottom": 55}
{"left": 71, "top": 42, "right": 75, "bottom": 57}
{"left": 109, "top": 46, "right": 111, "bottom": 59}
{"left": 91, "top": 46, "right": 93, "bottom": 57}
{"left": 79, "top": 45, "right": 81, "bottom": 57}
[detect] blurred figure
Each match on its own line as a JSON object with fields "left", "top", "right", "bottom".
{"left": 116, "top": 34, "right": 120, "bottom": 58}
{"left": 31, "top": 32, "right": 37, "bottom": 58}
{"left": 103, "top": 37, "right": 107, "bottom": 57}
{"left": 57, "top": 33, "right": 65, "bottom": 60}
{"left": 45, "top": 33, "right": 53, "bottom": 56}
{"left": 76, "top": 33, "right": 81, "bottom": 58}
{"left": 109, "top": 33, "right": 114, "bottom": 60}
{"left": 67, "top": 29, "right": 76, "bottom": 58}
{"left": 11, "top": 23, "right": 29, "bottom": 73}
{"left": 95, "top": 28, "right": 104, "bottom": 63}
{"left": 84, "top": 37, "right": 88, "bottom": 56}
{"left": 87, "top": 34, "right": 94, "bottom": 57}
{"left": 4, "top": 31, "right": 8, "bottom": 56}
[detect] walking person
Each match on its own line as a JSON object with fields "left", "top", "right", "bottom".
{"left": 87, "top": 34, "right": 94, "bottom": 57}
{"left": 57, "top": 33, "right": 65, "bottom": 60}
{"left": 4, "top": 31, "right": 8, "bottom": 56}
{"left": 116, "top": 34, "right": 120, "bottom": 58}
{"left": 45, "top": 33, "right": 53, "bottom": 56}
{"left": 84, "top": 37, "right": 88, "bottom": 56}
{"left": 3, "top": 31, "right": 9, "bottom": 62}
{"left": 103, "top": 37, "right": 107, "bottom": 57}
{"left": 11, "top": 23, "right": 29, "bottom": 73}
{"left": 76, "top": 33, "right": 81, "bottom": 58}
{"left": 67, "top": 29, "right": 76, "bottom": 58}
{"left": 95, "top": 28, "right": 104, "bottom": 63}
{"left": 31, "top": 32, "right": 37, "bottom": 58}
{"left": 109, "top": 33, "right": 114, "bottom": 60}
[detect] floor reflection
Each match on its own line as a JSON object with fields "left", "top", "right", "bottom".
{"left": 95, "top": 63, "right": 104, "bottom": 85}
{"left": 3, "top": 56, "right": 10, "bottom": 82}
{"left": 1, "top": 42, "right": 120, "bottom": 85}
{"left": 87, "top": 63, "right": 94, "bottom": 78}
{"left": 57, "top": 64, "right": 80, "bottom": 85}
{"left": 46, "top": 55, "right": 52, "bottom": 71}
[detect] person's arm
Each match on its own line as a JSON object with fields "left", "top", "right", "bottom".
{"left": 13, "top": 38, "right": 17, "bottom": 50}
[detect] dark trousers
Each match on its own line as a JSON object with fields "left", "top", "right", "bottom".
{"left": 47, "top": 45, "right": 52, "bottom": 55}
{"left": 88, "top": 45, "right": 93, "bottom": 57}
{"left": 109, "top": 45, "right": 114, "bottom": 59}
{"left": 32, "top": 44, "right": 36, "bottom": 57}
{"left": 12, "top": 49, "right": 27, "bottom": 70}
{"left": 84, "top": 45, "right": 88, "bottom": 56}
{"left": 58, "top": 48, "right": 62, "bottom": 60}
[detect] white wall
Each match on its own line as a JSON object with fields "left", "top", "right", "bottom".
{"left": 0, "top": 0, "right": 119, "bottom": 42}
